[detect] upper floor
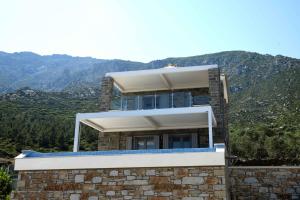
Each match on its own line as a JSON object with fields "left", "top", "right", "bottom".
{"left": 104, "top": 65, "right": 228, "bottom": 112}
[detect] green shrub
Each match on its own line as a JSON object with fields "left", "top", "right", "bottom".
{"left": 0, "top": 168, "right": 12, "bottom": 199}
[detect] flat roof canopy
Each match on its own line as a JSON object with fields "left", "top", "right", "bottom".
{"left": 106, "top": 65, "right": 217, "bottom": 93}
{"left": 77, "top": 106, "right": 216, "bottom": 133}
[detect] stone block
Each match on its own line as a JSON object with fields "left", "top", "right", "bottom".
{"left": 150, "top": 176, "right": 169, "bottom": 184}
{"left": 144, "top": 190, "right": 154, "bottom": 196}
{"left": 159, "top": 192, "right": 172, "bottom": 196}
{"left": 213, "top": 184, "right": 225, "bottom": 190}
{"left": 109, "top": 170, "right": 118, "bottom": 176}
{"left": 214, "top": 169, "right": 224, "bottom": 176}
{"left": 244, "top": 177, "right": 258, "bottom": 184}
{"left": 88, "top": 196, "right": 98, "bottom": 200}
{"left": 182, "top": 177, "right": 204, "bottom": 185}
{"left": 127, "top": 176, "right": 136, "bottom": 180}
{"left": 124, "top": 170, "right": 131, "bottom": 176}
{"left": 92, "top": 176, "right": 102, "bottom": 183}
{"left": 75, "top": 175, "right": 84, "bottom": 183}
{"left": 106, "top": 191, "right": 115, "bottom": 196}
{"left": 124, "top": 180, "right": 148, "bottom": 185}
{"left": 70, "top": 194, "right": 80, "bottom": 200}
{"left": 146, "top": 169, "right": 156, "bottom": 176}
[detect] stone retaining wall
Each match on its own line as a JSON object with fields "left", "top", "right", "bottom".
{"left": 12, "top": 166, "right": 226, "bottom": 200}
{"left": 229, "top": 166, "right": 300, "bottom": 199}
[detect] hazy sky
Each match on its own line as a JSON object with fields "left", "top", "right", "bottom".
{"left": 1, "top": 0, "right": 300, "bottom": 62}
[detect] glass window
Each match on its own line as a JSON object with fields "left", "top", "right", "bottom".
{"left": 110, "top": 86, "right": 121, "bottom": 110}
{"left": 192, "top": 95, "right": 210, "bottom": 106}
{"left": 134, "top": 136, "right": 156, "bottom": 149}
{"left": 168, "top": 134, "right": 192, "bottom": 149}
{"left": 140, "top": 95, "right": 155, "bottom": 110}
{"left": 122, "top": 96, "right": 138, "bottom": 110}
{"left": 173, "top": 92, "right": 191, "bottom": 108}
{"left": 156, "top": 93, "right": 171, "bottom": 109}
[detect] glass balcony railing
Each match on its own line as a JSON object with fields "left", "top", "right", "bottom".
{"left": 111, "top": 91, "right": 210, "bottom": 111}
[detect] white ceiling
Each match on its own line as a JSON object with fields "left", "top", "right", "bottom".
{"left": 79, "top": 106, "right": 216, "bottom": 133}
{"left": 106, "top": 65, "right": 217, "bottom": 93}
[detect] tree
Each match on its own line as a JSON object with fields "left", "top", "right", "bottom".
{"left": 0, "top": 168, "right": 12, "bottom": 199}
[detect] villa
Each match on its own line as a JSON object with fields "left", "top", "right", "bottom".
{"left": 13, "top": 65, "right": 229, "bottom": 199}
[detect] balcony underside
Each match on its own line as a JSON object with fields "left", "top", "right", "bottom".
{"left": 78, "top": 106, "right": 216, "bottom": 133}
{"left": 106, "top": 65, "right": 217, "bottom": 93}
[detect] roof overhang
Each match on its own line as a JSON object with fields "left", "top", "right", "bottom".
{"left": 106, "top": 65, "right": 217, "bottom": 93}
{"left": 78, "top": 106, "right": 217, "bottom": 133}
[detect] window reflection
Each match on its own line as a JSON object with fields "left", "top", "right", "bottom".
{"left": 156, "top": 93, "right": 171, "bottom": 109}
{"left": 122, "top": 96, "right": 138, "bottom": 110}
{"left": 173, "top": 92, "right": 190, "bottom": 108}
{"left": 119, "top": 91, "right": 209, "bottom": 110}
{"left": 140, "top": 95, "right": 155, "bottom": 110}
{"left": 168, "top": 134, "right": 192, "bottom": 149}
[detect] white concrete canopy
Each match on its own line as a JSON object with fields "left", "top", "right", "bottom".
{"left": 73, "top": 106, "right": 216, "bottom": 152}
{"left": 106, "top": 65, "right": 217, "bottom": 93}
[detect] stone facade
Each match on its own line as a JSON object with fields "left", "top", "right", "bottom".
{"left": 12, "top": 166, "right": 226, "bottom": 200}
{"left": 98, "top": 76, "right": 116, "bottom": 150}
{"left": 229, "top": 167, "right": 300, "bottom": 199}
{"left": 208, "top": 68, "right": 224, "bottom": 143}
{"left": 99, "top": 76, "right": 114, "bottom": 112}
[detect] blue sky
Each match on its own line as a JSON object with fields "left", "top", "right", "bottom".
{"left": 0, "top": 0, "right": 299, "bottom": 62}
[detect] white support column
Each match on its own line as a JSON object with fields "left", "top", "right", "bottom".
{"left": 73, "top": 115, "right": 80, "bottom": 152}
{"left": 208, "top": 108, "right": 213, "bottom": 148}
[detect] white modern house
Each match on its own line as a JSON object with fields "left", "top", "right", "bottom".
{"left": 13, "top": 65, "right": 229, "bottom": 200}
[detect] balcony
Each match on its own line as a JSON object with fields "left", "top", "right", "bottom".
{"left": 111, "top": 91, "right": 210, "bottom": 111}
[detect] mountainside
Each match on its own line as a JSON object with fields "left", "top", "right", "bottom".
{"left": 0, "top": 51, "right": 299, "bottom": 164}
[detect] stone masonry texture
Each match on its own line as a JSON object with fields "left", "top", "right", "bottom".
{"left": 12, "top": 166, "right": 226, "bottom": 200}
{"left": 98, "top": 76, "right": 116, "bottom": 150}
{"left": 208, "top": 68, "right": 224, "bottom": 144}
{"left": 229, "top": 167, "right": 300, "bottom": 200}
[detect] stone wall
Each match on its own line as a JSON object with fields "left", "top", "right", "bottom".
{"left": 12, "top": 166, "right": 226, "bottom": 200}
{"left": 98, "top": 76, "right": 115, "bottom": 150}
{"left": 208, "top": 68, "right": 224, "bottom": 143}
{"left": 229, "top": 166, "right": 300, "bottom": 199}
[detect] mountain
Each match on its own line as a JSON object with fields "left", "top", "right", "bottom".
{"left": 0, "top": 51, "right": 299, "bottom": 164}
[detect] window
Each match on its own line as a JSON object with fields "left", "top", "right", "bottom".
{"left": 140, "top": 95, "right": 155, "bottom": 110}
{"left": 192, "top": 95, "right": 210, "bottom": 106}
{"left": 122, "top": 96, "right": 138, "bottom": 110}
{"left": 156, "top": 93, "right": 171, "bottom": 109}
{"left": 133, "top": 136, "right": 158, "bottom": 149}
{"left": 172, "top": 92, "right": 191, "bottom": 108}
{"left": 168, "top": 134, "right": 192, "bottom": 149}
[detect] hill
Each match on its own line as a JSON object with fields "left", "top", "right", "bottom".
{"left": 0, "top": 51, "right": 299, "bottom": 165}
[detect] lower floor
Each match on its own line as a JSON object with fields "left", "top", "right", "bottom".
{"left": 98, "top": 128, "right": 224, "bottom": 151}
{"left": 12, "top": 166, "right": 226, "bottom": 200}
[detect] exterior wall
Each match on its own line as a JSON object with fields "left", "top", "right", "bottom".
{"left": 12, "top": 166, "right": 226, "bottom": 200}
{"left": 229, "top": 166, "right": 300, "bottom": 199}
{"left": 98, "top": 76, "right": 115, "bottom": 150}
{"left": 99, "top": 76, "right": 114, "bottom": 112}
{"left": 208, "top": 68, "right": 224, "bottom": 144}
